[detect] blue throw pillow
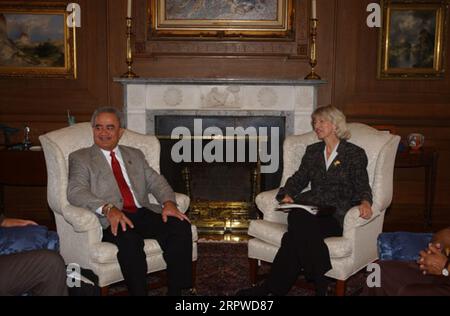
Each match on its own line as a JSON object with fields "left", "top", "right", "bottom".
{"left": 378, "top": 232, "right": 433, "bottom": 262}
{"left": 0, "top": 225, "right": 60, "bottom": 256}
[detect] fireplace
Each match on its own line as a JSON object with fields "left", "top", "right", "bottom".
{"left": 156, "top": 115, "right": 284, "bottom": 233}
{"left": 114, "top": 78, "right": 325, "bottom": 233}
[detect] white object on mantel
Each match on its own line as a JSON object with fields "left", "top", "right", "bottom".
{"left": 114, "top": 78, "right": 326, "bottom": 136}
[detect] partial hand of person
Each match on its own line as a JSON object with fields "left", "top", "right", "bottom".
{"left": 358, "top": 200, "right": 373, "bottom": 219}
{"left": 1, "top": 218, "right": 38, "bottom": 227}
{"left": 162, "top": 201, "right": 190, "bottom": 223}
{"left": 107, "top": 207, "right": 134, "bottom": 236}
{"left": 418, "top": 243, "right": 448, "bottom": 276}
{"left": 280, "top": 194, "right": 294, "bottom": 204}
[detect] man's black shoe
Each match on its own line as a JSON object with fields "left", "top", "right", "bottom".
{"left": 182, "top": 288, "right": 197, "bottom": 296}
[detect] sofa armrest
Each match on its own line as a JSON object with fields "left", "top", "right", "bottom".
{"left": 255, "top": 189, "right": 288, "bottom": 224}
{"left": 175, "top": 192, "right": 190, "bottom": 213}
{"left": 62, "top": 204, "right": 101, "bottom": 233}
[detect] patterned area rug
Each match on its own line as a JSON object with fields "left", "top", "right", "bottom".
{"left": 110, "top": 241, "right": 367, "bottom": 296}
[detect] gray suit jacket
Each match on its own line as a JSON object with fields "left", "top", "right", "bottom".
{"left": 67, "top": 144, "right": 176, "bottom": 229}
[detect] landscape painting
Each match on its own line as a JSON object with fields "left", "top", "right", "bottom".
{"left": 165, "top": 0, "right": 278, "bottom": 21}
{"left": 388, "top": 9, "right": 436, "bottom": 69}
{"left": 378, "top": 1, "right": 446, "bottom": 79}
{"left": 149, "top": 0, "right": 293, "bottom": 38}
{"left": 0, "top": 3, "right": 74, "bottom": 78}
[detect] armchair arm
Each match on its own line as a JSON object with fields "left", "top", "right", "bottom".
{"left": 343, "top": 205, "right": 380, "bottom": 232}
{"left": 342, "top": 204, "right": 386, "bottom": 270}
{"left": 255, "top": 189, "right": 288, "bottom": 224}
{"left": 62, "top": 204, "right": 101, "bottom": 233}
{"left": 175, "top": 192, "right": 190, "bottom": 213}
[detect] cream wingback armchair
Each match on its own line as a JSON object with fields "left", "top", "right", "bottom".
{"left": 39, "top": 122, "right": 198, "bottom": 294}
{"left": 247, "top": 123, "right": 400, "bottom": 296}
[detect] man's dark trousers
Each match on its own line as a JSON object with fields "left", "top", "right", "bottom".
{"left": 102, "top": 207, "right": 193, "bottom": 296}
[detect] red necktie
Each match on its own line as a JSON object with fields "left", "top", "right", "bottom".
{"left": 110, "top": 151, "right": 137, "bottom": 213}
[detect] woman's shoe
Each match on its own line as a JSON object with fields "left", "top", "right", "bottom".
{"left": 315, "top": 276, "right": 331, "bottom": 296}
{"left": 236, "top": 284, "right": 270, "bottom": 296}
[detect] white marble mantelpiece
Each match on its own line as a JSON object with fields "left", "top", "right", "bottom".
{"left": 114, "top": 78, "right": 326, "bottom": 135}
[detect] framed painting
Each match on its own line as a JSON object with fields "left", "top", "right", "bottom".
{"left": 378, "top": 0, "right": 447, "bottom": 79}
{"left": 148, "top": 0, "right": 294, "bottom": 39}
{"left": 0, "top": 2, "right": 76, "bottom": 78}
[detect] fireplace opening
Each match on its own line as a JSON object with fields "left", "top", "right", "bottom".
{"left": 182, "top": 162, "right": 260, "bottom": 233}
{"left": 156, "top": 115, "right": 285, "bottom": 233}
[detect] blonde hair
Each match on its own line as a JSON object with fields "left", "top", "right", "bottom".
{"left": 311, "top": 105, "right": 351, "bottom": 140}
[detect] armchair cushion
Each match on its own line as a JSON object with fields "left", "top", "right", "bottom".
{"left": 248, "top": 220, "right": 286, "bottom": 248}
{"left": 377, "top": 232, "right": 433, "bottom": 261}
{"left": 0, "top": 225, "right": 59, "bottom": 256}
{"left": 91, "top": 225, "right": 198, "bottom": 264}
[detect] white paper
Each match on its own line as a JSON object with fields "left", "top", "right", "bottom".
{"left": 276, "top": 203, "right": 319, "bottom": 215}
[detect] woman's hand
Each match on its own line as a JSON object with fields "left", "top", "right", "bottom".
{"left": 280, "top": 194, "right": 294, "bottom": 204}
{"left": 358, "top": 200, "right": 373, "bottom": 219}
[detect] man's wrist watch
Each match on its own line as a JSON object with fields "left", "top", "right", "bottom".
{"left": 442, "top": 257, "right": 450, "bottom": 277}
{"left": 102, "top": 203, "right": 114, "bottom": 216}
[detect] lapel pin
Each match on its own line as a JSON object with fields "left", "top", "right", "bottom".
{"left": 333, "top": 160, "right": 341, "bottom": 167}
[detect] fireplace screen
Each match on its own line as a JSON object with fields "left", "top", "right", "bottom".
{"left": 182, "top": 162, "right": 260, "bottom": 233}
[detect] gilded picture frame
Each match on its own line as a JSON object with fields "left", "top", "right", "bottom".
{"left": 0, "top": 2, "right": 76, "bottom": 79}
{"left": 148, "top": 0, "right": 294, "bottom": 39}
{"left": 378, "top": 0, "right": 447, "bottom": 79}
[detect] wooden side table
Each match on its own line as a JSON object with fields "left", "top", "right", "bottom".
{"left": 394, "top": 147, "right": 439, "bottom": 227}
{"left": 0, "top": 149, "right": 47, "bottom": 216}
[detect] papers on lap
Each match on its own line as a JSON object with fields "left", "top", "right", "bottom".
{"left": 276, "top": 203, "right": 336, "bottom": 217}
{"left": 276, "top": 203, "right": 319, "bottom": 215}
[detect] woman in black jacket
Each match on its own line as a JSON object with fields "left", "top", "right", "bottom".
{"left": 238, "top": 105, "right": 373, "bottom": 296}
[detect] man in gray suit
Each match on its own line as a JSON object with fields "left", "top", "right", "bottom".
{"left": 67, "top": 107, "right": 192, "bottom": 296}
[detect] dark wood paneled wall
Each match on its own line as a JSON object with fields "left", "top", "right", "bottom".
{"left": 0, "top": 0, "right": 109, "bottom": 144}
{"left": 333, "top": 0, "right": 450, "bottom": 230}
{"left": 0, "top": 0, "right": 448, "bottom": 230}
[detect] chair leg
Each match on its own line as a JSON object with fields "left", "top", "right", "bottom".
{"left": 249, "top": 258, "right": 258, "bottom": 286}
{"left": 101, "top": 286, "right": 109, "bottom": 296}
{"left": 335, "top": 280, "right": 346, "bottom": 296}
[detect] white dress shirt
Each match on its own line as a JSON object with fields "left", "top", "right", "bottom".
{"left": 95, "top": 146, "right": 142, "bottom": 215}
{"left": 324, "top": 141, "right": 340, "bottom": 171}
